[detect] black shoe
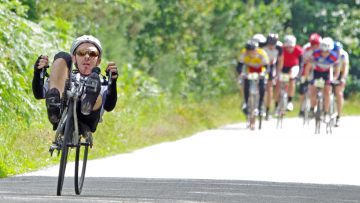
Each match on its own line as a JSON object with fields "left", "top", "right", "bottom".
{"left": 81, "top": 72, "right": 101, "bottom": 115}
{"left": 335, "top": 117, "right": 340, "bottom": 127}
{"left": 298, "top": 110, "right": 304, "bottom": 117}
{"left": 242, "top": 103, "right": 248, "bottom": 115}
{"left": 45, "top": 88, "right": 61, "bottom": 126}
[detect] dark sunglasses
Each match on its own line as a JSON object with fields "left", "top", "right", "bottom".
{"left": 76, "top": 50, "right": 99, "bottom": 57}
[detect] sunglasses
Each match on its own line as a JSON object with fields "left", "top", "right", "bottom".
{"left": 76, "top": 50, "right": 99, "bottom": 57}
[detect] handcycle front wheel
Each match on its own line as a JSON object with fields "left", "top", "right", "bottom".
{"left": 74, "top": 142, "right": 89, "bottom": 195}
{"left": 57, "top": 106, "right": 74, "bottom": 196}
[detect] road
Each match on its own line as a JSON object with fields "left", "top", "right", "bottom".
{"left": 1, "top": 116, "right": 360, "bottom": 202}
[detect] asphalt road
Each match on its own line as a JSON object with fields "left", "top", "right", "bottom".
{"left": 1, "top": 116, "right": 360, "bottom": 202}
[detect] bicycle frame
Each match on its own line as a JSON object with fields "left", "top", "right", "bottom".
{"left": 246, "top": 72, "right": 262, "bottom": 130}
{"left": 314, "top": 78, "right": 325, "bottom": 134}
{"left": 276, "top": 73, "right": 290, "bottom": 128}
{"left": 52, "top": 71, "right": 90, "bottom": 196}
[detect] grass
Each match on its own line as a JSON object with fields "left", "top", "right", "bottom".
{"left": 1, "top": 92, "right": 359, "bottom": 178}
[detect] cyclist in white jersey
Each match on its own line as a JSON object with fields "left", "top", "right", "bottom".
{"left": 298, "top": 33, "right": 322, "bottom": 117}
{"left": 333, "top": 41, "right": 350, "bottom": 127}
{"left": 262, "top": 33, "right": 284, "bottom": 120}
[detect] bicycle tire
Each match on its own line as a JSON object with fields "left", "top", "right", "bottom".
{"left": 315, "top": 98, "right": 322, "bottom": 134}
{"left": 74, "top": 143, "right": 89, "bottom": 195}
{"left": 303, "top": 94, "right": 311, "bottom": 126}
{"left": 258, "top": 114, "right": 262, "bottom": 129}
{"left": 57, "top": 102, "right": 74, "bottom": 196}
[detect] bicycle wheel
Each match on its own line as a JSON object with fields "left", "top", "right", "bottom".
{"left": 57, "top": 103, "right": 74, "bottom": 196}
{"left": 303, "top": 94, "right": 311, "bottom": 126}
{"left": 315, "top": 100, "right": 322, "bottom": 134}
{"left": 74, "top": 142, "right": 89, "bottom": 195}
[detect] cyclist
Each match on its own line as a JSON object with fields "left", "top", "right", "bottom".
{"left": 275, "top": 34, "right": 303, "bottom": 112}
{"left": 332, "top": 41, "right": 350, "bottom": 127}
{"left": 304, "top": 37, "right": 339, "bottom": 120}
{"left": 236, "top": 39, "right": 269, "bottom": 116}
{"left": 262, "top": 33, "right": 284, "bottom": 120}
{"left": 32, "top": 35, "right": 118, "bottom": 139}
{"left": 298, "top": 33, "right": 322, "bottom": 117}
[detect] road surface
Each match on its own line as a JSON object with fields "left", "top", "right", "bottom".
{"left": 1, "top": 116, "right": 360, "bottom": 202}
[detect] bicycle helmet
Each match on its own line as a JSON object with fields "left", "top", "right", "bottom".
{"left": 309, "top": 33, "right": 322, "bottom": 45}
{"left": 266, "top": 33, "right": 279, "bottom": 45}
{"left": 245, "top": 39, "right": 259, "bottom": 51}
{"left": 283, "top": 35, "right": 296, "bottom": 47}
{"left": 70, "top": 35, "right": 102, "bottom": 57}
{"left": 320, "top": 37, "right": 334, "bottom": 51}
{"left": 333, "top": 41, "right": 343, "bottom": 51}
{"left": 252, "top": 33, "right": 266, "bottom": 45}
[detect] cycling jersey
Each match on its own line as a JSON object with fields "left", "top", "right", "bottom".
{"left": 283, "top": 45, "right": 303, "bottom": 68}
{"left": 263, "top": 45, "right": 282, "bottom": 65}
{"left": 300, "top": 42, "right": 316, "bottom": 76}
{"left": 238, "top": 48, "right": 269, "bottom": 74}
{"left": 312, "top": 50, "right": 338, "bottom": 72}
{"left": 336, "top": 49, "right": 349, "bottom": 73}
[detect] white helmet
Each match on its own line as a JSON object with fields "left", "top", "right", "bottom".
{"left": 70, "top": 35, "right": 102, "bottom": 57}
{"left": 320, "top": 37, "right": 334, "bottom": 51}
{"left": 284, "top": 35, "right": 296, "bottom": 47}
{"left": 252, "top": 33, "right": 266, "bottom": 44}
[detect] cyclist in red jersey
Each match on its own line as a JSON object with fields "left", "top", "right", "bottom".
{"left": 275, "top": 34, "right": 303, "bottom": 113}
{"left": 298, "top": 33, "right": 322, "bottom": 117}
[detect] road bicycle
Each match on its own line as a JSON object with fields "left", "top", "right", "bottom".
{"left": 246, "top": 72, "right": 264, "bottom": 130}
{"left": 275, "top": 73, "right": 290, "bottom": 128}
{"left": 302, "top": 86, "right": 311, "bottom": 127}
{"left": 326, "top": 81, "right": 340, "bottom": 134}
{"left": 48, "top": 67, "right": 111, "bottom": 196}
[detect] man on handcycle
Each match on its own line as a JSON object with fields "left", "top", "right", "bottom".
{"left": 304, "top": 37, "right": 339, "bottom": 120}
{"left": 236, "top": 39, "right": 269, "bottom": 116}
{"left": 32, "top": 35, "right": 118, "bottom": 142}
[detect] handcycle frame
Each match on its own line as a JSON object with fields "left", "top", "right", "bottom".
{"left": 49, "top": 68, "right": 111, "bottom": 196}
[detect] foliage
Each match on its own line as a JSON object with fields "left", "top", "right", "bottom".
{"left": 0, "top": 1, "right": 73, "bottom": 177}
{"left": 289, "top": 0, "right": 360, "bottom": 93}
{"left": 134, "top": 0, "right": 291, "bottom": 98}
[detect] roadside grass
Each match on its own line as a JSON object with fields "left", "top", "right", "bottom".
{"left": 1, "top": 92, "right": 358, "bottom": 178}
{"left": 0, "top": 94, "right": 244, "bottom": 177}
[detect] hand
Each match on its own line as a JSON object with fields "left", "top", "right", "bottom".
{"left": 106, "top": 62, "right": 118, "bottom": 80}
{"left": 34, "top": 55, "right": 49, "bottom": 70}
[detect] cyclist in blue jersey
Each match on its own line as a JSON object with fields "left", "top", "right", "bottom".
{"left": 304, "top": 37, "right": 339, "bottom": 120}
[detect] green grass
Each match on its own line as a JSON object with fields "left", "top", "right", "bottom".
{"left": 1, "top": 92, "right": 359, "bottom": 178}
{"left": 0, "top": 93, "right": 245, "bottom": 177}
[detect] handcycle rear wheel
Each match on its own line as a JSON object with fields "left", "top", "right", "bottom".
{"left": 74, "top": 142, "right": 89, "bottom": 195}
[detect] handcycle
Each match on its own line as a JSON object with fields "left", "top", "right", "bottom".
{"left": 48, "top": 67, "right": 112, "bottom": 196}
{"left": 275, "top": 73, "right": 290, "bottom": 128}
{"left": 245, "top": 72, "right": 264, "bottom": 130}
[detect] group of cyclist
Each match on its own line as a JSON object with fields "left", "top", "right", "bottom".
{"left": 236, "top": 32, "right": 349, "bottom": 127}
